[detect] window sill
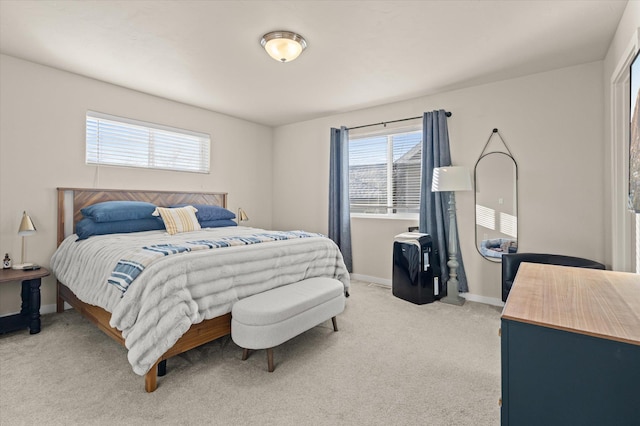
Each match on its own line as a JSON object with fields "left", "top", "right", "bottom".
{"left": 350, "top": 213, "right": 419, "bottom": 221}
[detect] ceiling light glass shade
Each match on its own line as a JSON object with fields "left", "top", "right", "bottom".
{"left": 260, "top": 31, "right": 307, "bottom": 63}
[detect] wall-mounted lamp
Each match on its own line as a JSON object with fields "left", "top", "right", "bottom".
{"left": 13, "top": 211, "right": 37, "bottom": 269}
{"left": 431, "top": 166, "right": 472, "bottom": 305}
{"left": 260, "top": 31, "right": 307, "bottom": 63}
{"left": 237, "top": 208, "right": 249, "bottom": 224}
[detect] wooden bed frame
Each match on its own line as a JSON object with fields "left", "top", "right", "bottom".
{"left": 56, "top": 187, "right": 232, "bottom": 392}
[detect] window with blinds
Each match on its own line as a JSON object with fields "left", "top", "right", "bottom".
{"left": 349, "top": 129, "right": 422, "bottom": 215}
{"left": 86, "top": 111, "right": 210, "bottom": 174}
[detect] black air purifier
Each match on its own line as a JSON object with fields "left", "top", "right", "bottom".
{"left": 392, "top": 232, "right": 444, "bottom": 304}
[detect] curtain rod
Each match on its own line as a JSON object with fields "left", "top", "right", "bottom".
{"left": 347, "top": 111, "right": 452, "bottom": 131}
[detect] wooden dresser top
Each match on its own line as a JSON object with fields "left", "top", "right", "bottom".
{"left": 502, "top": 263, "right": 640, "bottom": 346}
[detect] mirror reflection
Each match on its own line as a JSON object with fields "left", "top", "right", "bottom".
{"left": 475, "top": 152, "right": 518, "bottom": 262}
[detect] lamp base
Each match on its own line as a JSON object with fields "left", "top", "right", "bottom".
{"left": 439, "top": 279, "right": 466, "bottom": 306}
{"left": 11, "top": 263, "right": 34, "bottom": 270}
{"left": 440, "top": 294, "right": 466, "bottom": 306}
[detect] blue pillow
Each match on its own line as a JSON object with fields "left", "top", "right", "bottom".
{"left": 75, "top": 217, "right": 164, "bottom": 240}
{"left": 171, "top": 204, "right": 236, "bottom": 221}
{"left": 199, "top": 219, "right": 238, "bottom": 228}
{"left": 81, "top": 201, "right": 157, "bottom": 223}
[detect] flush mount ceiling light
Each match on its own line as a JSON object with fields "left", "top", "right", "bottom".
{"left": 260, "top": 31, "right": 307, "bottom": 63}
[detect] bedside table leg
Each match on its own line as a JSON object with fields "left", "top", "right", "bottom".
{"left": 25, "top": 278, "right": 41, "bottom": 334}
{"left": 20, "top": 281, "right": 30, "bottom": 316}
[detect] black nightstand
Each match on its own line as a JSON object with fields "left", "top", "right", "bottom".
{"left": 0, "top": 267, "right": 50, "bottom": 334}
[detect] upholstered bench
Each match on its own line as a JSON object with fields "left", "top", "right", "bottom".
{"left": 231, "top": 277, "right": 346, "bottom": 372}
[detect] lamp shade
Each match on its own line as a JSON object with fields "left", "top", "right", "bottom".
{"left": 238, "top": 208, "right": 249, "bottom": 222}
{"left": 18, "top": 211, "right": 36, "bottom": 236}
{"left": 260, "top": 31, "right": 307, "bottom": 63}
{"left": 432, "top": 167, "right": 472, "bottom": 192}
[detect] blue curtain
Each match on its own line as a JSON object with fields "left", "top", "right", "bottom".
{"left": 418, "top": 110, "right": 468, "bottom": 292}
{"left": 329, "top": 126, "right": 353, "bottom": 272}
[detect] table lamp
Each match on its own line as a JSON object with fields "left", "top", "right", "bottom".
{"left": 237, "top": 208, "right": 249, "bottom": 223}
{"left": 13, "top": 211, "right": 37, "bottom": 269}
{"left": 431, "top": 166, "right": 472, "bottom": 305}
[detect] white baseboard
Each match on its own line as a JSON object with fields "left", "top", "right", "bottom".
{"left": 3, "top": 291, "right": 503, "bottom": 319}
{"left": 41, "top": 303, "right": 64, "bottom": 314}
{"left": 462, "top": 293, "right": 504, "bottom": 308}
{"left": 0, "top": 302, "right": 69, "bottom": 319}
{"left": 350, "top": 273, "right": 391, "bottom": 287}
{"left": 350, "top": 273, "right": 504, "bottom": 307}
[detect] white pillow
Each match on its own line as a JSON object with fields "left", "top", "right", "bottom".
{"left": 153, "top": 206, "right": 201, "bottom": 235}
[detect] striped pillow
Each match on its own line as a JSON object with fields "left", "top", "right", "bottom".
{"left": 153, "top": 206, "right": 201, "bottom": 235}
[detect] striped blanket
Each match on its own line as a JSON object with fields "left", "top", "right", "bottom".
{"left": 109, "top": 230, "right": 323, "bottom": 294}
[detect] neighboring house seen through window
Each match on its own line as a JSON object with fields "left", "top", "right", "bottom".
{"left": 86, "top": 111, "right": 210, "bottom": 174}
{"left": 349, "top": 128, "right": 422, "bottom": 215}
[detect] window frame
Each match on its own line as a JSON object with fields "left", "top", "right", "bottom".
{"left": 348, "top": 124, "right": 422, "bottom": 220}
{"left": 85, "top": 111, "right": 211, "bottom": 174}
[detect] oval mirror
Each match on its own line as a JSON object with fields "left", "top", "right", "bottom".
{"left": 474, "top": 152, "right": 518, "bottom": 262}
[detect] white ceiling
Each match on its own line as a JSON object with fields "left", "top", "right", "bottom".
{"left": 0, "top": 1, "right": 628, "bottom": 127}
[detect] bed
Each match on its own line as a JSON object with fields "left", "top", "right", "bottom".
{"left": 53, "top": 187, "right": 349, "bottom": 392}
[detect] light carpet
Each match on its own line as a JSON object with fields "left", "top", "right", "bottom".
{"left": 0, "top": 280, "right": 502, "bottom": 425}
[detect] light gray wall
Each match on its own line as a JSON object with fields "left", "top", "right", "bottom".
{"left": 272, "top": 61, "right": 605, "bottom": 304}
{"left": 0, "top": 54, "right": 273, "bottom": 315}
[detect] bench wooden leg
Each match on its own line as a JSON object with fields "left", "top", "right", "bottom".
{"left": 332, "top": 316, "right": 338, "bottom": 332}
{"left": 242, "top": 348, "right": 250, "bottom": 361}
{"left": 267, "top": 348, "right": 274, "bottom": 372}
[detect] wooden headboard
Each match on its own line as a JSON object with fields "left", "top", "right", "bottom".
{"left": 57, "top": 188, "right": 228, "bottom": 246}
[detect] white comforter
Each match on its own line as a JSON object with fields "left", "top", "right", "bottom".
{"left": 51, "top": 226, "right": 350, "bottom": 375}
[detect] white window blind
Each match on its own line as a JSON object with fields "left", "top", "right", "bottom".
{"left": 349, "top": 129, "right": 422, "bottom": 214}
{"left": 86, "top": 111, "right": 210, "bottom": 174}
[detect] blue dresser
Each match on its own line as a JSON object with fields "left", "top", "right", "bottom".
{"left": 500, "top": 263, "right": 640, "bottom": 426}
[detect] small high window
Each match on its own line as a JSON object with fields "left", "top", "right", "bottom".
{"left": 86, "top": 111, "right": 210, "bottom": 174}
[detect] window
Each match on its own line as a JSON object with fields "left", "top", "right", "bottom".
{"left": 86, "top": 111, "right": 210, "bottom": 173}
{"left": 349, "top": 128, "right": 422, "bottom": 215}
